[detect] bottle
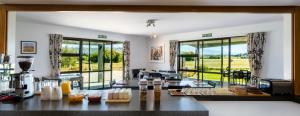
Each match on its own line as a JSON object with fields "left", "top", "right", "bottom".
{"left": 153, "top": 79, "right": 161, "bottom": 101}
{"left": 139, "top": 79, "right": 148, "bottom": 101}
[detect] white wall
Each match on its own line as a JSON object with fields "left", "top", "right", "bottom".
{"left": 12, "top": 14, "right": 292, "bottom": 80}
{"left": 283, "top": 14, "right": 292, "bottom": 80}
{"left": 15, "top": 20, "right": 148, "bottom": 77}
{"left": 7, "top": 12, "right": 16, "bottom": 64}
{"left": 147, "top": 16, "right": 292, "bottom": 80}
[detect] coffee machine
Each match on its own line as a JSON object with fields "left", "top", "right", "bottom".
{"left": 10, "top": 56, "right": 35, "bottom": 98}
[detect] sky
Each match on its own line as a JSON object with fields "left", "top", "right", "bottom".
{"left": 181, "top": 44, "right": 247, "bottom": 55}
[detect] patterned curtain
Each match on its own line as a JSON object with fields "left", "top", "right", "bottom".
{"left": 169, "top": 40, "right": 178, "bottom": 71}
{"left": 49, "top": 34, "right": 63, "bottom": 78}
{"left": 123, "top": 41, "right": 130, "bottom": 80}
{"left": 247, "top": 32, "right": 266, "bottom": 87}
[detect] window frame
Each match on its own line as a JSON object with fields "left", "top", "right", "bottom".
{"left": 177, "top": 36, "right": 248, "bottom": 86}
{"left": 61, "top": 37, "right": 124, "bottom": 89}
{"left": 61, "top": 39, "right": 81, "bottom": 73}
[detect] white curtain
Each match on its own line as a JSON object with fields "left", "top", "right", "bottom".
{"left": 169, "top": 40, "right": 178, "bottom": 71}
{"left": 247, "top": 32, "right": 266, "bottom": 86}
{"left": 123, "top": 41, "right": 130, "bottom": 80}
{"left": 49, "top": 34, "right": 63, "bottom": 78}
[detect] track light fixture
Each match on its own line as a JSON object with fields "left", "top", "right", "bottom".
{"left": 146, "top": 19, "right": 157, "bottom": 27}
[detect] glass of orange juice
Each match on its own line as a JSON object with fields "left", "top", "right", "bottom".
{"left": 61, "top": 80, "right": 71, "bottom": 95}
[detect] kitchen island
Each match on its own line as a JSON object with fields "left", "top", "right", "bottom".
{"left": 0, "top": 90, "right": 208, "bottom": 116}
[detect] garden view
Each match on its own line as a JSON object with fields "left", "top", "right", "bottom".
{"left": 179, "top": 37, "right": 250, "bottom": 83}
{"left": 60, "top": 40, "right": 123, "bottom": 89}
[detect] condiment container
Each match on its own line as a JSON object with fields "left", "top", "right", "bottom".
{"left": 68, "top": 93, "right": 84, "bottom": 103}
{"left": 107, "top": 90, "right": 114, "bottom": 100}
{"left": 119, "top": 89, "right": 126, "bottom": 99}
{"left": 139, "top": 79, "right": 148, "bottom": 101}
{"left": 139, "top": 79, "right": 148, "bottom": 91}
{"left": 153, "top": 79, "right": 162, "bottom": 101}
{"left": 153, "top": 79, "right": 162, "bottom": 92}
{"left": 88, "top": 93, "right": 101, "bottom": 103}
{"left": 127, "top": 88, "right": 132, "bottom": 98}
{"left": 51, "top": 86, "right": 62, "bottom": 100}
{"left": 41, "top": 86, "right": 51, "bottom": 100}
{"left": 61, "top": 81, "right": 71, "bottom": 95}
{"left": 113, "top": 89, "right": 120, "bottom": 99}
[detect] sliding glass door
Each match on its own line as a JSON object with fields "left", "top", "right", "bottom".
{"left": 88, "top": 41, "right": 106, "bottom": 89}
{"left": 178, "top": 37, "right": 249, "bottom": 87}
{"left": 62, "top": 38, "right": 123, "bottom": 90}
{"left": 202, "top": 39, "right": 223, "bottom": 85}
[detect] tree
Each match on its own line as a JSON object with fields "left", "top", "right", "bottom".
{"left": 90, "top": 52, "right": 98, "bottom": 63}
{"left": 89, "top": 50, "right": 123, "bottom": 63}
{"left": 61, "top": 57, "right": 78, "bottom": 70}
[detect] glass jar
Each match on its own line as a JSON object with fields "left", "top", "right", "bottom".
{"left": 61, "top": 81, "right": 71, "bottom": 95}
{"left": 68, "top": 93, "right": 84, "bottom": 103}
{"left": 41, "top": 85, "right": 51, "bottom": 100}
{"left": 88, "top": 92, "right": 101, "bottom": 103}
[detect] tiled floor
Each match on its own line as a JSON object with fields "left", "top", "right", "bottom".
{"left": 199, "top": 101, "right": 300, "bottom": 116}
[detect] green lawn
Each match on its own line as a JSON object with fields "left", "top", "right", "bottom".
{"left": 181, "top": 58, "right": 249, "bottom": 82}
{"left": 182, "top": 58, "right": 249, "bottom": 71}
{"left": 61, "top": 62, "right": 123, "bottom": 72}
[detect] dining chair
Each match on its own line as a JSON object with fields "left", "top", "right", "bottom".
{"left": 231, "top": 71, "right": 237, "bottom": 85}
{"left": 207, "top": 80, "right": 216, "bottom": 88}
{"left": 131, "top": 69, "right": 141, "bottom": 80}
{"left": 150, "top": 72, "right": 162, "bottom": 78}
{"left": 241, "top": 70, "right": 251, "bottom": 85}
{"left": 159, "top": 70, "right": 168, "bottom": 72}
{"left": 168, "top": 70, "right": 176, "bottom": 73}
{"left": 143, "top": 72, "right": 150, "bottom": 79}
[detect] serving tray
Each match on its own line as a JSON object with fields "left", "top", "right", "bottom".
{"left": 105, "top": 98, "right": 131, "bottom": 103}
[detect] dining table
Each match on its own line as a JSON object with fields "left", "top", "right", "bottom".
{"left": 112, "top": 79, "right": 214, "bottom": 90}
{"left": 138, "top": 70, "right": 180, "bottom": 79}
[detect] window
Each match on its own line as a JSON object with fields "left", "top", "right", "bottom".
{"left": 61, "top": 40, "right": 80, "bottom": 72}
{"left": 61, "top": 38, "right": 124, "bottom": 89}
{"left": 178, "top": 36, "right": 250, "bottom": 86}
{"left": 112, "top": 42, "right": 124, "bottom": 82}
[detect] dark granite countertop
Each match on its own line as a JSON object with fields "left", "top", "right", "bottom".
{"left": 0, "top": 90, "right": 208, "bottom": 116}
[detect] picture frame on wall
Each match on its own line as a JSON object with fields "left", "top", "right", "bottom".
{"left": 149, "top": 44, "right": 165, "bottom": 63}
{"left": 20, "top": 41, "right": 37, "bottom": 54}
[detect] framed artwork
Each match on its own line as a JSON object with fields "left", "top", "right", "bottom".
{"left": 150, "top": 44, "right": 164, "bottom": 62}
{"left": 21, "top": 41, "right": 37, "bottom": 54}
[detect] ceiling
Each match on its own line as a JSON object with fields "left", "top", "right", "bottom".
{"left": 16, "top": 12, "right": 284, "bottom": 36}
{"left": 1, "top": 0, "right": 300, "bottom": 6}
